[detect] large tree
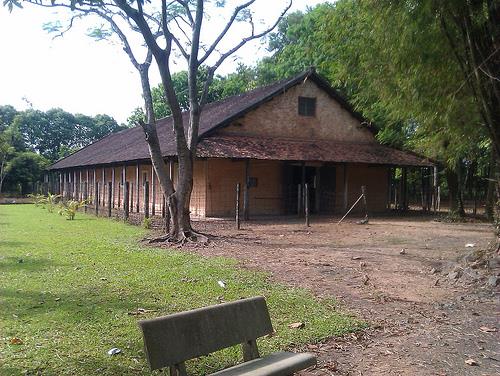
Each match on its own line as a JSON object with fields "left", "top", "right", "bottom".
{"left": 8, "top": 0, "right": 291, "bottom": 242}
{"left": 259, "top": 1, "right": 497, "bottom": 214}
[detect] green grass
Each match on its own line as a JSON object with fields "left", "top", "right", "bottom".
{"left": 0, "top": 205, "right": 363, "bottom": 375}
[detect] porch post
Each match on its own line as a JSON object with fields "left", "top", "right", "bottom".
{"left": 111, "top": 167, "right": 115, "bottom": 208}
{"left": 243, "top": 159, "right": 250, "bottom": 220}
{"left": 300, "top": 162, "right": 306, "bottom": 216}
{"left": 315, "top": 166, "right": 321, "bottom": 214}
{"left": 343, "top": 163, "right": 349, "bottom": 212}
{"left": 135, "top": 162, "right": 140, "bottom": 213}
{"left": 102, "top": 167, "right": 106, "bottom": 207}
{"left": 79, "top": 170, "right": 83, "bottom": 201}
{"left": 402, "top": 167, "right": 408, "bottom": 210}
{"left": 73, "top": 170, "right": 77, "bottom": 200}
{"left": 387, "top": 167, "right": 392, "bottom": 210}
{"left": 122, "top": 164, "right": 127, "bottom": 210}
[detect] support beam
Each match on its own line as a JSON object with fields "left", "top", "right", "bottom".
{"left": 124, "top": 181, "right": 129, "bottom": 219}
{"left": 111, "top": 167, "right": 115, "bottom": 208}
{"left": 136, "top": 162, "right": 140, "bottom": 213}
{"left": 73, "top": 170, "right": 77, "bottom": 200}
{"left": 144, "top": 181, "right": 150, "bottom": 219}
{"left": 343, "top": 163, "right": 349, "bottom": 212}
{"left": 243, "top": 159, "right": 250, "bottom": 220}
{"left": 102, "top": 167, "right": 106, "bottom": 207}
{"left": 107, "top": 182, "right": 112, "bottom": 217}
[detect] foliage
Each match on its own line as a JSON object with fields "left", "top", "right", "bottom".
{"left": 57, "top": 199, "right": 87, "bottom": 220}
{"left": 0, "top": 205, "right": 363, "bottom": 375}
{"left": 128, "top": 65, "right": 259, "bottom": 126}
{"left": 2, "top": 151, "right": 49, "bottom": 195}
{"left": 12, "top": 107, "right": 126, "bottom": 162}
{"left": 27, "top": 193, "right": 46, "bottom": 206}
{"left": 45, "top": 192, "right": 62, "bottom": 213}
{"left": 259, "top": 0, "right": 496, "bottom": 213}
{"left": 142, "top": 216, "right": 152, "bottom": 229}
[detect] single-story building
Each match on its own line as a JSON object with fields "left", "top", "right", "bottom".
{"left": 47, "top": 70, "right": 434, "bottom": 218}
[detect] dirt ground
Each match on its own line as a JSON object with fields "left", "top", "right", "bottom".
{"left": 180, "top": 214, "right": 499, "bottom": 376}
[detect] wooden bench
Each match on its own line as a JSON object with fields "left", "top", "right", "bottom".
{"left": 138, "top": 296, "right": 316, "bottom": 375}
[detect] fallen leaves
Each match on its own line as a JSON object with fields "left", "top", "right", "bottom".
{"left": 10, "top": 337, "right": 23, "bottom": 345}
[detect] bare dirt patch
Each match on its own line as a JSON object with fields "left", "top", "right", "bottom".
{"left": 162, "top": 214, "right": 498, "bottom": 375}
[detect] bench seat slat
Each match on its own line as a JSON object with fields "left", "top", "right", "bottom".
{"left": 209, "top": 352, "right": 316, "bottom": 376}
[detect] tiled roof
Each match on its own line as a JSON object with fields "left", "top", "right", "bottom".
{"left": 198, "top": 135, "right": 434, "bottom": 167}
{"left": 49, "top": 70, "right": 431, "bottom": 169}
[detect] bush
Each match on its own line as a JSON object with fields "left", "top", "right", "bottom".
{"left": 58, "top": 200, "right": 86, "bottom": 220}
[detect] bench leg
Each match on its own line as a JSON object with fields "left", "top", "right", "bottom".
{"left": 169, "top": 362, "right": 187, "bottom": 376}
{"left": 242, "top": 339, "right": 260, "bottom": 361}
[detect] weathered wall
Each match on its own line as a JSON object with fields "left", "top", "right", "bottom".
{"left": 205, "top": 158, "right": 284, "bottom": 217}
{"left": 335, "top": 164, "right": 389, "bottom": 213}
{"left": 217, "top": 79, "right": 375, "bottom": 143}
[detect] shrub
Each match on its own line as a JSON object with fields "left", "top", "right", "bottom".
{"left": 58, "top": 200, "right": 86, "bottom": 220}
{"left": 45, "top": 192, "right": 61, "bottom": 213}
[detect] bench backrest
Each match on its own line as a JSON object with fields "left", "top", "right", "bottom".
{"left": 138, "top": 296, "right": 274, "bottom": 370}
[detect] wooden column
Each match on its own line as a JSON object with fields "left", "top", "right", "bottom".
{"left": 94, "top": 181, "right": 99, "bottom": 216}
{"left": 101, "top": 167, "right": 106, "bottom": 207}
{"left": 151, "top": 165, "right": 156, "bottom": 216}
{"left": 130, "top": 183, "right": 134, "bottom": 214}
{"left": 144, "top": 181, "right": 150, "bottom": 218}
{"left": 315, "top": 166, "right": 321, "bottom": 214}
{"left": 62, "top": 171, "right": 67, "bottom": 200}
{"left": 243, "top": 159, "right": 250, "bottom": 220}
{"left": 343, "top": 163, "right": 349, "bottom": 212}
{"left": 93, "top": 168, "right": 97, "bottom": 205}
{"left": 73, "top": 170, "right": 77, "bottom": 200}
{"left": 122, "top": 165, "right": 127, "bottom": 212}
{"left": 236, "top": 183, "right": 241, "bottom": 230}
{"left": 107, "top": 182, "right": 112, "bottom": 217}
{"left": 135, "top": 162, "right": 140, "bottom": 213}
{"left": 111, "top": 167, "right": 115, "bottom": 208}
{"left": 124, "top": 182, "right": 129, "bottom": 219}
{"left": 79, "top": 170, "right": 83, "bottom": 201}
{"left": 387, "top": 167, "right": 392, "bottom": 210}
{"left": 402, "top": 167, "right": 408, "bottom": 210}
{"left": 305, "top": 183, "right": 310, "bottom": 227}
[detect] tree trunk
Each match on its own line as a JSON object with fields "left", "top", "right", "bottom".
{"left": 486, "top": 148, "right": 497, "bottom": 220}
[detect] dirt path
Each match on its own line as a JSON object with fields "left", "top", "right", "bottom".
{"left": 184, "top": 215, "right": 499, "bottom": 376}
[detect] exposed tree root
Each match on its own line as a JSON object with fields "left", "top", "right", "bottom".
{"left": 147, "top": 229, "right": 210, "bottom": 246}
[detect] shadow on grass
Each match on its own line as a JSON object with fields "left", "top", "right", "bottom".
{"left": 0, "top": 256, "right": 60, "bottom": 273}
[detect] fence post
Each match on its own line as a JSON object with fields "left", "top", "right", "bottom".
{"left": 124, "top": 182, "right": 129, "bottom": 219}
{"left": 236, "top": 183, "right": 241, "bottom": 230}
{"left": 297, "top": 184, "right": 302, "bottom": 217}
{"left": 94, "top": 181, "right": 99, "bottom": 216}
{"left": 107, "top": 182, "right": 112, "bottom": 217}
{"left": 305, "top": 183, "right": 310, "bottom": 227}
{"left": 144, "top": 181, "right": 149, "bottom": 219}
{"left": 361, "top": 185, "right": 368, "bottom": 220}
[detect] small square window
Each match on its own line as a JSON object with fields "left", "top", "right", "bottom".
{"left": 298, "top": 96, "right": 316, "bottom": 117}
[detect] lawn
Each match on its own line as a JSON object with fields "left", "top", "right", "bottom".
{"left": 0, "top": 205, "right": 362, "bottom": 375}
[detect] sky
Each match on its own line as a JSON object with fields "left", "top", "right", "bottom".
{"left": 0, "top": 1, "right": 326, "bottom": 124}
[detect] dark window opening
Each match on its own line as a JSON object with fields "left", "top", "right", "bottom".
{"left": 298, "top": 96, "right": 316, "bottom": 117}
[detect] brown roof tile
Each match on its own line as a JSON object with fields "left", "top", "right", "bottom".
{"left": 49, "top": 71, "right": 431, "bottom": 169}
